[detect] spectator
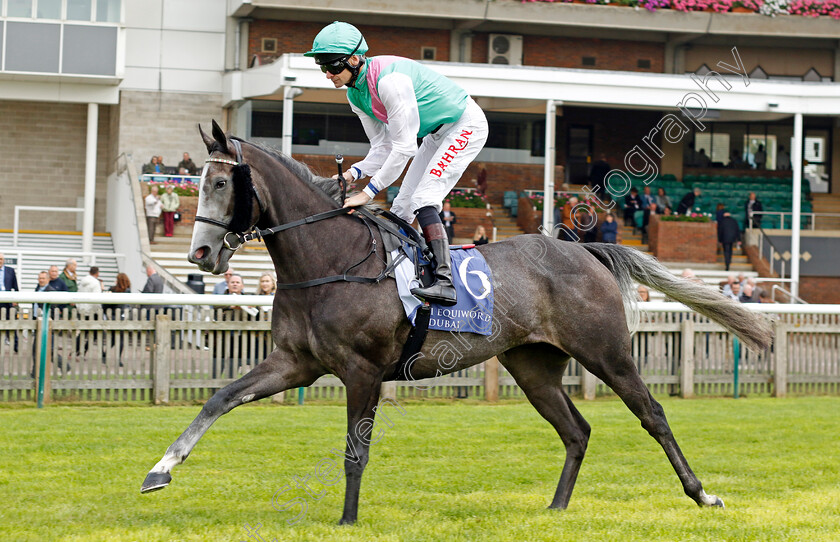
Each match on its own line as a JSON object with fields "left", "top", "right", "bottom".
{"left": 684, "top": 141, "right": 697, "bottom": 167}
{"left": 440, "top": 201, "right": 456, "bottom": 244}
{"left": 623, "top": 187, "right": 642, "bottom": 227}
{"left": 31, "top": 271, "right": 61, "bottom": 378}
{"left": 560, "top": 196, "right": 579, "bottom": 242}
{"left": 105, "top": 272, "right": 131, "bottom": 365}
{"left": 177, "top": 152, "right": 197, "bottom": 175}
{"left": 141, "top": 265, "right": 164, "bottom": 294}
{"left": 0, "top": 252, "right": 19, "bottom": 353}
{"left": 722, "top": 275, "right": 737, "bottom": 297}
{"left": 160, "top": 185, "right": 180, "bottom": 237}
{"left": 655, "top": 187, "right": 671, "bottom": 215}
{"left": 60, "top": 258, "right": 78, "bottom": 293}
{"left": 142, "top": 155, "right": 160, "bottom": 175}
{"left": 717, "top": 212, "right": 741, "bottom": 272}
{"left": 681, "top": 268, "right": 703, "bottom": 284}
{"left": 472, "top": 225, "right": 489, "bottom": 246}
{"left": 728, "top": 281, "right": 741, "bottom": 301}
{"left": 76, "top": 266, "right": 103, "bottom": 317}
{"left": 107, "top": 272, "right": 132, "bottom": 319}
{"left": 745, "top": 192, "right": 763, "bottom": 229}
{"left": 76, "top": 267, "right": 103, "bottom": 356}
{"left": 589, "top": 153, "right": 611, "bottom": 198}
{"left": 0, "top": 252, "right": 20, "bottom": 315}
{"left": 743, "top": 277, "right": 764, "bottom": 302}
{"left": 144, "top": 185, "right": 163, "bottom": 243}
{"left": 729, "top": 149, "right": 745, "bottom": 168}
{"left": 47, "top": 265, "right": 67, "bottom": 293}
{"left": 33, "top": 271, "right": 56, "bottom": 318}
{"left": 474, "top": 165, "right": 488, "bottom": 196}
{"left": 754, "top": 144, "right": 766, "bottom": 170}
{"left": 224, "top": 274, "right": 258, "bottom": 317}
{"left": 696, "top": 148, "right": 711, "bottom": 168}
{"left": 213, "top": 268, "right": 235, "bottom": 295}
{"left": 715, "top": 203, "right": 726, "bottom": 223}
{"left": 601, "top": 213, "right": 618, "bottom": 244}
{"left": 777, "top": 145, "right": 790, "bottom": 171}
{"left": 256, "top": 272, "right": 276, "bottom": 296}
{"left": 676, "top": 187, "right": 701, "bottom": 215}
{"left": 740, "top": 282, "right": 759, "bottom": 303}
{"left": 637, "top": 285, "right": 650, "bottom": 302}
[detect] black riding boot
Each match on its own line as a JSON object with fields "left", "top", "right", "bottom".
{"left": 411, "top": 223, "right": 457, "bottom": 306}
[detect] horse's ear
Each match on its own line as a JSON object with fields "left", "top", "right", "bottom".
{"left": 211, "top": 119, "right": 228, "bottom": 151}
{"left": 198, "top": 124, "right": 215, "bottom": 154}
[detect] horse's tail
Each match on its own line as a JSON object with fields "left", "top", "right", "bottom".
{"left": 581, "top": 243, "right": 773, "bottom": 352}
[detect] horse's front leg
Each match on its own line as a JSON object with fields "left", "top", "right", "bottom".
{"left": 140, "top": 349, "right": 321, "bottom": 493}
{"left": 339, "top": 369, "right": 385, "bottom": 525}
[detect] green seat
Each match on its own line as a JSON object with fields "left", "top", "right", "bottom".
{"left": 634, "top": 210, "right": 645, "bottom": 229}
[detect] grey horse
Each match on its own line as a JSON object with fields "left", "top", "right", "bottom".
{"left": 141, "top": 121, "right": 773, "bottom": 525}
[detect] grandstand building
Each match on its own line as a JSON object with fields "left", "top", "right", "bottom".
{"left": 1, "top": 0, "right": 839, "bottom": 300}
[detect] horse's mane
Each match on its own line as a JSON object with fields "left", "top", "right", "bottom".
{"left": 234, "top": 138, "right": 343, "bottom": 205}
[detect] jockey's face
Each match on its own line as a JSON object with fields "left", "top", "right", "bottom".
{"left": 325, "top": 56, "right": 359, "bottom": 88}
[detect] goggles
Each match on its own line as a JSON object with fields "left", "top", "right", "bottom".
{"left": 315, "top": 35, "right": 364, "bottom": 76}
{"left": 319, "top": 59, "right": 349, "bottom": 75}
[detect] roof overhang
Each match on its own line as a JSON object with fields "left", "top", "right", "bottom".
{"left": 225, "top": 53, "right": 840, "bottom": 117}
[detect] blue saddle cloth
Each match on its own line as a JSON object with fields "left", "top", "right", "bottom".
{"left": 392, "top": 243, "right": 494, "bottom": 336}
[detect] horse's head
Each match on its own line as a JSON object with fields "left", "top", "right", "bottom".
{"left": 189, "top": 120, "right": 262, "bottom": 274}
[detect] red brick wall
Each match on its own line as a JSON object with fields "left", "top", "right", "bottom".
{"left": 250, "top": 20, "right": 663, "bottom": 73}
{"left": 649, "top": 216, "right": 717, "bottom": 263}
{"left": 249, "top": 20, "right": 451, "bottom": 65}
{"left": 798, "top": 277, "right": 840, "bottom": 304}
{"left": 524, "top": 35, "right": 663, "bottom": 72}
{"left": 472, "top": 33, "right": 662, "bottom": 72}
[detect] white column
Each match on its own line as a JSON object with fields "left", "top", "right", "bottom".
{"left": 543, "top": 99, "right": 557, "bottom": 233}
{"left": 282, "top": 87, "right": 302, "bottom": 157}
{"left": 790, "top": 113, "right": 803, "bottom": 300}
{"left": 82, "top": 103, "right": 99, "bottom": 258}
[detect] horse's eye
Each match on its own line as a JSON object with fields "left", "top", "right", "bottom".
{"left": 215, "top": 180, "right": 226, "bottom": 190}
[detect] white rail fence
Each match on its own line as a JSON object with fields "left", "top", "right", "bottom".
{"left": 0, "top": 293, "right": 838, "bottom": 403}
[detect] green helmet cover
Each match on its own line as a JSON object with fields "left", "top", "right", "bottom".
{"left": 304, "top": 21, "right": 368, "bottom": 59}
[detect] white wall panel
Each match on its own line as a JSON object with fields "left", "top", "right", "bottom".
{"left": 124, "top": 29, "right": 162, "bottom": 69}
{"left": 161, "top": 69, "right": 222, "bottom": 93}
{"left": 122, "top": 66, "right": 160, "bottom": 90}
{"left": 125, "top": 0, "right": 163, "bottom": 30}
{"left": 160, "top": 31, "right": 224, "bottom": 71}
{"left": 162, "top": 0, "right": 226, "bottom": 32}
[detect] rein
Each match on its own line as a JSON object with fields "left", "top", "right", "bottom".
{"left": 195, "top": 141, "right": 421, "bottom": 290}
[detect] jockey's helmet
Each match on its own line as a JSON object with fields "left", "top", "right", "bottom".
{"left": 304, "top": 21, "right": 368, "bottom": 66}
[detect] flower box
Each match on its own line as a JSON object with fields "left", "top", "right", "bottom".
{"left": 649, "top": 214, "right": 718, "bottom": 263}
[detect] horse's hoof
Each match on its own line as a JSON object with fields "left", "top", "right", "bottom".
{"left": 140, "top": 472, "right": 172, "bottom": 493}
{"left": 713, "top": 496, "right": 725, "bottom": 508}
{"left": 338, "top": 517, "right": 356, "bottom": 526}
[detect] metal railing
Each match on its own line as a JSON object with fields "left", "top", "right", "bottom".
{"left": 750, "top": 210, "right": 840, "bottom": 230}
{"left": 12, "top": 206, "right": 84, "bottom": 247}
{"left": 138, "top": 173, "right": 200, "bottom": 183}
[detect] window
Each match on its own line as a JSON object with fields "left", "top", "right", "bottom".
{"left": 694, "top": 132, "right": 730, "bottom": 165}
{"left": 743, "top": 134, "right": 776, "bottom": 169}
{"left": 96, "top": 0, "right": 120, "bottom": 22}
{"left": 8, "top": 0, "right": 33, "bottom": 17}
{"left": 261, "top": 38, "right": 277, "bottom": 53}
{"left": 637, "top": 59, "right": 651, "bottom": 69}
{"left": 37, "top": 0, "right": 62, "bottom": 19}
{"left": 66, "top": 0, "right": 92, "bottom": 21}
{"left": 421, "top": 47, "right": 436, "bottom": 61}
{"left": 582, "top": 56, "right": 596, "bottom": 67}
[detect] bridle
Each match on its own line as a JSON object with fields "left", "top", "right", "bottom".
{"left": 195, "top": 138, "right": 269, "bottom": 250}
{"left": 193, "top": 138, "right": 421, "bottom": 290}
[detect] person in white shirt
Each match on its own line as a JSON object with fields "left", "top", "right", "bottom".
{"left": 76, "top": 267, "right": 103, "bottom": 317}
{"left": 144, "top": 186, "right": 163, "bottom": 243}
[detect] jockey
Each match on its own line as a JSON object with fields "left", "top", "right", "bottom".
{"left": 304, "top": 21, "right": 488, "bottom": 307}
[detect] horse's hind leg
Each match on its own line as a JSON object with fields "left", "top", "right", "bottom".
{"left": 499, "top": 344, "right": 591, "bottom": 510}
{"left": 571, "top": 343, "right": 724, "bottom": 508}
{"left": 140, "top": 349, "right": 320, "bottom": 493}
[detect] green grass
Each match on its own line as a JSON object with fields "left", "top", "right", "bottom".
{"left": 1, "top": 397, "right": 839, "bottom": 541}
